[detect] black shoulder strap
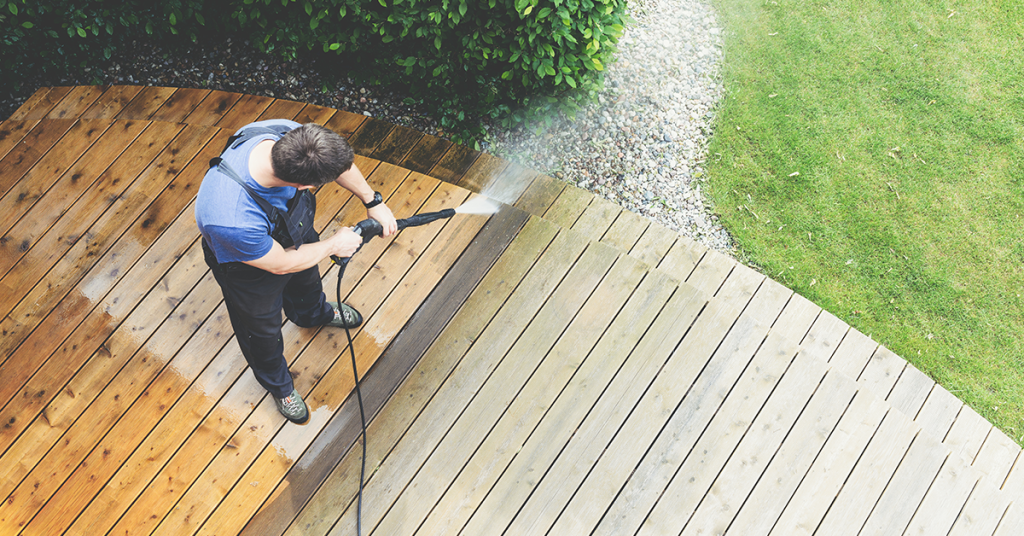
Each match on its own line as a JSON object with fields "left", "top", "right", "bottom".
{"left": 207, "top": 123, "right": 297, "bottom": 216}
{"left": 208, "top": 157, "right": 280, "bottom": 220}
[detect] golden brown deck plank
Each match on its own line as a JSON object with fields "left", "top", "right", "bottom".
{"left": 347, "top": 116, "right": 395, "bottom": 155}
{"left": 149, "top": 87, "right": 211, "bottom": 123}
{"left": 324, "top": 110, "right": 367, "bottom": 139}
{"left": 0, "top": 119, "right": 111, "bottom": 238}
{"left": 116, "top": 86, "right": 178, "bottom": 119}
{"left": 0, "top": 120, "right": 38, "bottom": 160}
{"left": 428, "top": 142, "right": 479, "bottom": 185}
{"left": 0, "top": 126, "right": 220, "bottom": 530}
{"left": 182, "top": 90, "right": 243, "bottom": 125}
{"left": 215, "top": 93, "right": 276, "bottom": 130}
{"left": 0, "top": 122, "right": 195, "bottom": 406}
{"left": 0, "top": 118, "right": 76, "bottom": 199}
{"left": 7, "top": 86, "right": 73, "bottom": 120}
{"left": 400, "top": 134, "right": 452, "bottom": 175}
{"left": 0, "top": 120, "right": 148, "bottom": 287}
{"left": 293, "top": 103, "right": 337, "bottom": 125}
{"left": 80, "top": 85, "right": 145, "bottom": 119}
{"left": 44, "top": 85, "right": 106, "bottom": 119}
{"left": 370, "top": 124, "right": 424, "bottom": 164}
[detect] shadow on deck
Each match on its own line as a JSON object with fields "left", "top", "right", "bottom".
{"left": 0, "top": 86, "right": 1021, "bottom": 536}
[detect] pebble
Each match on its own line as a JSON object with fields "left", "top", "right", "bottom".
{"left": 484, "top": 0, "right": 734, "bottom": 253}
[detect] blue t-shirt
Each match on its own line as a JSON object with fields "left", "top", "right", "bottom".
{"left": 195, "top": 119, "right": 302, "bottom": 263}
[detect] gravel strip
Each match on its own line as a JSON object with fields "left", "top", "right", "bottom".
{"left": 486, "top": 0, "right": 733, "bottom": 252}
{"left": 2, "top": 0, "right": 733, "bottom": 254}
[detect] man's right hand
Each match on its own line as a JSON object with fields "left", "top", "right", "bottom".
{"left": 326, "top": 227, "right": 364, "bottom": 259}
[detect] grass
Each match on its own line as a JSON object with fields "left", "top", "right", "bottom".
{"left": 706, "top": 0, "right": 1024, "bottom": 443}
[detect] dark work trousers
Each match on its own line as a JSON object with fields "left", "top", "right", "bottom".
{"left": 203, "top": 240, "right": 333, "bottom": 399}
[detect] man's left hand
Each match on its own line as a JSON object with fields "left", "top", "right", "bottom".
{"left": 368, "top": 204, "right": 398, "bottom": 237}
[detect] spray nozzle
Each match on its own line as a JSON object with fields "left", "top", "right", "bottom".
{"left": 330, "top": 208, "right": 459, "bottom": 265}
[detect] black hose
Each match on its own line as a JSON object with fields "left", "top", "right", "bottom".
{"left": 329, "top": 207, "right": 457, "bottom": 534}
{"left": 335, "top": 263, "right": 367, "bottom": 536}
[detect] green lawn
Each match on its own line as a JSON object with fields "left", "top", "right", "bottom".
{"left": 707, "top": 0, "right": 1024, "bottom": 442}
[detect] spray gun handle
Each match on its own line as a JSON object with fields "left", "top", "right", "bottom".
{"left": 330, "top": 218, "right": 383, "bottom": 265}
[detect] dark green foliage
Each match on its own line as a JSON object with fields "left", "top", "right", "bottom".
{"left": 2, "top": 0, "right": 628, "bottom": 140}
{"left": 1, "top": 0, "right": 209, "bottom": 92}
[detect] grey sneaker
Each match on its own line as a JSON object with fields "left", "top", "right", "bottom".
{"left": 275, "top": 389, "right": 309, "bottom": 424}
{"left": 326, "top": 301, "right": 363, "bottom": 328}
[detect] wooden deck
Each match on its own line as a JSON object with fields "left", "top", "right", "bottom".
{"left": 1, "top": 86, "right": 1022, "bottom": 536}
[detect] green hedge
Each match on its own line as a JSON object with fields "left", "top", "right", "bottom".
{"left": 2, "top": 0, "right": 628, "bottom": 139}
{"left": 1, "top": 0, "right": 207, "bottom": 86}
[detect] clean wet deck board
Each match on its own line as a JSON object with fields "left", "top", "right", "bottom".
{"left": 0, "top": 86, "right": 1018, "bottom": 535}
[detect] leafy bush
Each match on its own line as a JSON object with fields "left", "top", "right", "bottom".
{"left": 231, "top": 0, "right": 628, "bottom": 140}
{"left": 2, "top": 0, "right": 629, "bottom": 140}
{"left": 1, "top": 0, "right": 208, "bottom": 93}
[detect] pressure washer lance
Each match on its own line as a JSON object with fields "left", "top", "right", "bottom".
{"left": 328, "top": 207, "right": 456, "bottom": 536}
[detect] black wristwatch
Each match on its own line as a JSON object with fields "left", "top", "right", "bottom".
{"left": 363, "top": 191, "right": 383, "bottom": 209}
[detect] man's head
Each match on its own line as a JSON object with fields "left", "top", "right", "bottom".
{"left": 271, "top": 123, "right": 354, "bottom": 187}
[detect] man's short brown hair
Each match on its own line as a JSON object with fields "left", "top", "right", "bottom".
{"left": 271, "top": 123, "right": 354, "bottom": 186}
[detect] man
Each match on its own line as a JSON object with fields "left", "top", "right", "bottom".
{"left": 196, "top": 119, "right": 396, "bottom": 424}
